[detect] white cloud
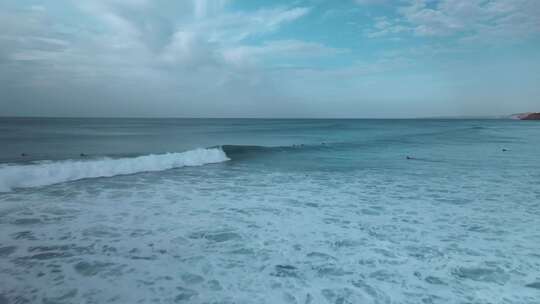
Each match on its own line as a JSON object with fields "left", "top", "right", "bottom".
{"left": 1, "top": 1, "right": 314, "bottom": 72}
{"left": 222, "top": 39, "right": 347, "bottom": 66}
{"left": 3, "top": 0, "right": 537, "bottom": 117}
{"left": 354, "top": 0, "right": 389, "bottom": 5}
{"left": 194, "top": 0, "right": 230, "bottom": 19}
{"left": 157, "top": 6, "right": 312, "bottom": 68}
{"left": 160, "top": 30, "right": 220, "bottom": 68}
{"left": 0, "top": 0, "right": 336, "bottom": 116}
{"left": 196, "top": 7, "right": 311, "bottom": 44}
{"left": 365, "top": 0, "right": 540, "bottom": 41}
{"left": 366, "top": 17, "right": 409, "bottom": 38}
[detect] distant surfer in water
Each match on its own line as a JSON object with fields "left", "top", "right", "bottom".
{"left": 406, "top": 156, "right": 415, "bottom": 160}
{"left": 21, "top": 153, "right": 27, "bottom": 157}
{"left": 80, "top": 153, "right": 87, "bottom": 157}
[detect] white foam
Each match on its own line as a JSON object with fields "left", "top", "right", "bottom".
{"left": 0, "top": 148, "right": 229, "bottom": 192}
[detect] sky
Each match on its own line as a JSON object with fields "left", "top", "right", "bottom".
{"left": 1, "top": 0, "right": 539, "bottom": 118}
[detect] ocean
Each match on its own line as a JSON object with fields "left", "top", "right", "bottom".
{"left": 0, "top": 118, "right": 539, "bottom": 303}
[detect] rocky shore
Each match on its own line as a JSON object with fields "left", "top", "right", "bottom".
{"left": 511, "top": 112, "right": 540, "bottom": 120}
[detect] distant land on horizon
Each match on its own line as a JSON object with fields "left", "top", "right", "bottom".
{"left": 510, "top": 112, "right": 540, "bottom": 120}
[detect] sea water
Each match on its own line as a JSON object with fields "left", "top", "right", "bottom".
{"left": 0, "top": 118, "right": 539, "bottom": 303}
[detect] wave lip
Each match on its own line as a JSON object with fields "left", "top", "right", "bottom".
{"left": 0, "top": 148, "right": 229, "bottom": 192}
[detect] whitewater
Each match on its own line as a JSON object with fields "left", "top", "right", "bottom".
{"left": 0, "top": 148, "right": 229, "bottom": 192}
{"left": 1, "top": 118, "right": 540, "bottom": 304}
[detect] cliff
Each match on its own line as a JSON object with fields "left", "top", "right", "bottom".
{"left": 519, "top": 113, "right": 540, "bottom": 120}
{"left": 510, "top": 112, "right": 540, "bottom": 120}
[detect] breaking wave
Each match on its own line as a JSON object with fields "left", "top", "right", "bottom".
{"left": 0, "top": 148, "right": 229, "bottom": 192}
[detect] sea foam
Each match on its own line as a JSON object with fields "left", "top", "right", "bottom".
{"left": 0, "top": 148, "right": 229, "bottom": 192}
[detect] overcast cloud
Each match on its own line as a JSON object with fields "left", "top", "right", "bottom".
{"left": 1, "top": 0, "right": 539, "bottom": 117}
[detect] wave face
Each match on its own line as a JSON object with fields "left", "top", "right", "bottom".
{"left": 0, "top": 148, "right": 229, "bottom": 192}
{"left": 220, "top": 145, "right": 289, "bottom": 159}
{"left": 220, "top": 144, "right": 330, "bottom": 159}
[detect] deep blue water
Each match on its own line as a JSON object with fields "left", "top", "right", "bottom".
{"left": 1, "top": 118, "right": 539, "bottom": 303}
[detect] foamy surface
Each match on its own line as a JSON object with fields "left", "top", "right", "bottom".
{"left": 1, "top": 118, "right": 540, "bottom": 303}
{"left": 0, "top": 148, "right": 229, "bottom": 192}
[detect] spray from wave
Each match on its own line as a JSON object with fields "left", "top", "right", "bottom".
{"left": 0, "top": 148, "right": 229, "bottom": 192}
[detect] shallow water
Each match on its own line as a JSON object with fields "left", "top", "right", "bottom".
{"left": 1, "top": 118, "right": 540, "bottom": 303}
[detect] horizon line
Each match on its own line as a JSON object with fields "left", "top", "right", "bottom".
{"left": 0, "top": 115, "right": 514, "bottom": 120}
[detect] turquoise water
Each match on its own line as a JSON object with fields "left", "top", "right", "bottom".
{"left": 1, "top": 118, "right": 539, "bottom": 303}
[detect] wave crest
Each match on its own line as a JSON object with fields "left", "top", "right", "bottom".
{"left": 0, "top": 148, "right": 229, "bottom": 192}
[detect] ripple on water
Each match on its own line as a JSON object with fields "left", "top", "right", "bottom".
{"left": 174, "top": 287, "right": 198, "bottom": 303}
{"left": 73, "top": 261, "right": 114, "bottom": 277}
{"left": 314, "top": 265, "right": 353, "bottom": 277}
{"left": 306, "top": 251, "right": 337, "bottom": 262}
{"left": 29, "top": 245, "right": 80, "bottom": 253}
{"left": 82, "top": 226, "right": 122, "bottom": 238}
{"left": 424, "top": 276, "right": 446, "bottom": 285}
{"left": 406, "top": 245, "right": 444, "bottom": 261}
{"left": 188, "top": 231, "right": 241, "bottom": 243}
{"left": 228, "top": 247, "right": 255, "bottom": 255}
{"left": 42, "top": 289, "right": 77, "bottom": 304}
{"left": 11, "top": 231, "right": 37, "bottom": 240}
{"left": 181, "top": 273, "right": 205, "bottom": 285}
{"left": 12, "top": 218, "right": 43, "bottom": 225}
{"left": 369, "top": 270, "right": 400, "bottom": 284}
{"left": 452, "top": 266, "right": 509, "bottom": 284}
{"left": 0, "top": 246, "right": 17, "bottom": 257}
{"left": 207, "top": 279, "right": 223, "bottom": 291}
{"left": 271, "top": 265, "right": 299, "bottom": 278}
{"left": 321, "top": 288, "right": 367, "bottom": 304}
{"left": 26, "top": 252, "right": 73, "bottom": 261}
{"left": 351, "top": 280, "right": 391, "bottom": 304}
{"left": 525, "top": 282, "right": 540, "bottom": 289}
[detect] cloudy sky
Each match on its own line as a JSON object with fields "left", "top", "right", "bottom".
{"left": 1, "top": 0, "right": 539, "bottom": 118}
